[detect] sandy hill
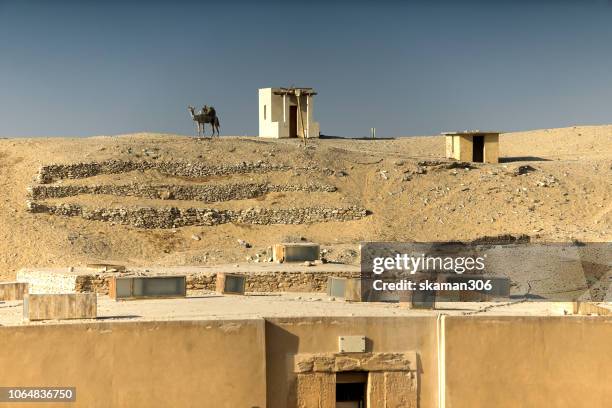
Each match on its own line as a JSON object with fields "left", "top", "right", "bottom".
{"left": 0, "top": 125, "right": 610, "bottom": 280}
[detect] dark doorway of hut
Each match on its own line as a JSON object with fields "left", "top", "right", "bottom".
{"left": 289, "top": 105, "right": 298, "bottom": 138}
{"left": 472, "top": 135, "right": 485, "bottom": 162}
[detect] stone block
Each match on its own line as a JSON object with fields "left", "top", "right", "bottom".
{"left": 23, "top": 293, "right": 97, "bottom": 321}
{"left": 0, "top": 282, "right": 28, "bottom": 301}
{"left": 273, "top": 243, "right": 320, "bottom": 263}
{"left": 382, "top": 371, "right": 418, "bottom": 407}
{"left": 367, "top": 372, "right": 386, "bottom": 407}
{"left": 296, "top": 373, "right": 335, "bottom": 408}
{"left": 216, "top": 273, "right": 246, "bottom": 295}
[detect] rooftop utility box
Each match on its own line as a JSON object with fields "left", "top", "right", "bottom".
{"left": 259, "top": 87, "right": 320, "bottom": 138}
{"left": 443, "top": 131, "right": 500, "bottom": 163}
{"left": 273, "top": 243, "right": 320, "bottom": 263}
{"left": 216, "top": 273, "right": 246, "bottom": 295}
{"left": 109, "top": 276, "right": 186, "bottom": 300}
{"left": 23, "top": 293, "right": 97, "bottom": 321}
{"left": 327, "top": 277, "right": 347, "bottom": 298}
{"left": 0, "top": 282, "right": 28, "bottom": 301}
{"left": 344, "top": 278, "right": 363, "bottom": 302}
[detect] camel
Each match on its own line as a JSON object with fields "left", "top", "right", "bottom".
{"left": 188, "top": 105, "right": 220, "bottom": 137}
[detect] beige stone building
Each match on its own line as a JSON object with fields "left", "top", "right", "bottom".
{"left": 443, "top": 131, "right": 500, "bottom": 163}
{"left": 259, "top": 87, "right": 320, "bottom": 138}
{"left": 0, "top": 297, "right": 610, "bottom": 408}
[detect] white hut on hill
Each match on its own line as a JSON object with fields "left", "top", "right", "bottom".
{"left": 259, "top": 87, "right": 320, "bottom": 139}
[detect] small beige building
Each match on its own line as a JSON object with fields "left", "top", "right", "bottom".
{"left": 443, "top": 131, "right": 500, "bottom": 163}
{"left": 259, "top": 87, "right": 320, "bottom": 138}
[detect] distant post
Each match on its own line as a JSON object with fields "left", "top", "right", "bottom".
{"left": 371, "top": 127, "right": 376, "bottom": 139}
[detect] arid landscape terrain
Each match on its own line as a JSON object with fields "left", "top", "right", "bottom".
{"left": 0, "top": 125, "right": 610, "bottom": 281}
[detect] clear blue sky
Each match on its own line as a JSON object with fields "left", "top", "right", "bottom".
{"left": 1, "top": 0, "right": 612, "bottom": 137}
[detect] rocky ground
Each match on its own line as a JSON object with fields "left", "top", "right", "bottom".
{"left": 0, "top": 125, "right": 610, "bottom": 280}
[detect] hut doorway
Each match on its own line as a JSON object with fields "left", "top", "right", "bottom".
{"left": 472, "top": 135, "right": 485, "bottom": 162}
{"left": 289, "top": 105, "right": 298, "bottom": 138}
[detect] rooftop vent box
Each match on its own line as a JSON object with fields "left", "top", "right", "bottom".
{"left": 109, "top": 276, "right": 186, "bottom": 300}
{"left": 327, "top": 277, "right": 347, "bottom": 298}
{"left": 216, "top": 273, "right": 246, "bottom": 295}
{"left": 273, "top": 243, "right": 320, "bottom": 263}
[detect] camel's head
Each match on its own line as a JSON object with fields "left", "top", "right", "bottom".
{"left": 187, "top": 105, "right": 194, "bottom": 112}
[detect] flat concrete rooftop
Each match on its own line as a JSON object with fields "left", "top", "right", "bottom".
{"left": 1, "top": 291, "right": 606, "bottom": 327}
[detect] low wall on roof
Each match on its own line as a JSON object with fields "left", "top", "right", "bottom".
{"left": 17, "top": 268, "right": 360, "bottom": 295}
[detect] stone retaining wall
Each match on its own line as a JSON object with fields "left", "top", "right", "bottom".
{"left": 26, "top": 201, "right": 368, "bottom": 228}
{"left": 28, "top": 182, "right": 337, "bottom": 202}
{"left": 18, "top": 269, "right": 361, "bottom": 295}
{"left": 36, "top": 160, "right": 292, "bottom": 183}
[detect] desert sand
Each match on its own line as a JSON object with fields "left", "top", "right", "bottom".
{"left": 0, "top": 125, "right": 610, "bottom": 280}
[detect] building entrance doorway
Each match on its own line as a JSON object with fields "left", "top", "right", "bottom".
{"left": 336, "top": 372, "right": 367, "bottom": 408}
{"left": 289, "top": 105, "right": 298, "bottom": 138}
{"left": 472, "top": 135, "right": 485, "bottom": 162}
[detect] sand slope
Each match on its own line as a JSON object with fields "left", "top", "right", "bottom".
{"left": 0, "top": 125, "right": 610, "bottom": 279}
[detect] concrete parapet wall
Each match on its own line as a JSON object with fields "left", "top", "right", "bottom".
{"left": 28, "top": 182, "right": 337, "bottom": 202}
{"left": 0, "top": 320, "right": 267, "bottom": 407}
{"left": 444, "top": 316, "right": 612, "bottom": 408}
{"left": 0, "top": 282, "right": 29, "bottom": 301}
{"left": 186, "top": 270, "right": 360, "bottom": 293}
{"left": 36, "top": 160, "right": 291, "bottom": 183}
{"left": 24, "top": 293, "right": 97, "bottom": 321}
{"left": 26, "top": 201, "right": 368, "bottom": 228}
